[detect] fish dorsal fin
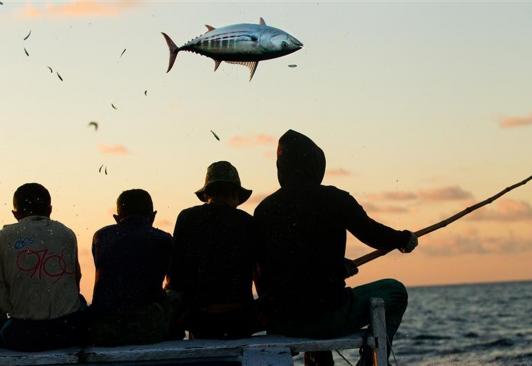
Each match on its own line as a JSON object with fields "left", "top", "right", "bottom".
{"left": 259, "top": 17, "right": 266, "bottom": 25}
{"left": 225, "top": 61, "right": 259, "bottom": 81}
{"left": 214, "top": 60, "right": 222, "bottom": 72}
{"left": 205, "top": 24, "right": 216, "bottom": 32}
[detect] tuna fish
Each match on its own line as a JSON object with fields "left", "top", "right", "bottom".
{"left": 162, "top": 17, "right": 303, "bottom": 81}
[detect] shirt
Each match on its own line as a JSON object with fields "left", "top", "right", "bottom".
{"left": 0, "top": 216, "right": 82, "bottom": 320}
{"left": 91, "top": 216, "right": 172, "bottom": 313}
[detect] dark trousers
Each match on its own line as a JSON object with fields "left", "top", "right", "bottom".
{"left": 0, "top": 309, "right": 87, "bottom": 352}
{"left": 269, "top": 279, "right": 408, "bottom": 366}
{"left": 187, "top": 303, "right": 261, "bottom": 339}
{"left": 89, "top": 292, "right": 185, "bottom": 346}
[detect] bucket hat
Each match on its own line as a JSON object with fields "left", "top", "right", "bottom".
{"left": 195, "top": 161, "right": 252, "bottom": 204}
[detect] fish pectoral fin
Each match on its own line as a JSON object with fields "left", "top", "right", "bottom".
{"left": 225, "top": 61, "right": 259, "bottom": 81}
{"left": 205, "top": 24, "right": 216, "bottom": 32}
{"left": 214, "top": 60, "right": 222, "bottom": 72}
{"left": 259, "top": 17, "right": 266, "bottom": 25}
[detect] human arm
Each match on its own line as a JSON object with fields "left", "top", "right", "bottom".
{"left": 165, "top": 212, "right": 188, "bottom": 292}
{"left": 341, "top": 193, "right": 412, "bottom": 252}
{"left": 0, "top": 233, "right": 12, "bottom": 314}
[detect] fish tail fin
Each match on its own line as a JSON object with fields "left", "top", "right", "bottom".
{"left": 162, "top": 32, "right": 180, "bottom": 73}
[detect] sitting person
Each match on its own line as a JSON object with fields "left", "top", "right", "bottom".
{"left": 254, "top": 130, "right": 418, "bottom": 366}
{"left": 89, "top": 189, "right": 183, "bottom": 346}
{"left": 166, "top": 161, "right": 259, "bottom": 339}
{"left": 0, "top": 183, "right": 86, "bottom": 351}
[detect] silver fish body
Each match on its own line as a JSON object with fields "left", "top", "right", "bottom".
{"left": 162, "top": 18, "right": 302, "bottom": 80}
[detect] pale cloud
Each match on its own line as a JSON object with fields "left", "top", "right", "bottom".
{"left": 468, "top": 199, "right": 532, "bottom": 222}
{"left": 19, "top": 0, "right": 141, "bottom": 19}
{"left": 422, "top": 233, "right": 532, "bottom": 256}
{"left": 228, "top": 134, "right": 275, "bottom": 148}
{"left": 500, "top": 114, "right": 532, "bottom": 128}
{"left": 98, "top": 144, "right": 129, "bottom": 156}
{"left": 418, "top": 186, "right": 473, "bottom": 201}
{"left": 325, "top": 168, "right": 351, "bottom": 177}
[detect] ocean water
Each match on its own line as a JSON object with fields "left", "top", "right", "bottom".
{"left": 297, "top": 281, "right": 532, "bottom": 365}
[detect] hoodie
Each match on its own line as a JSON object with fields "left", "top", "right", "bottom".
{"left": 254, "top": 130, "right": 410, "bottom": 319}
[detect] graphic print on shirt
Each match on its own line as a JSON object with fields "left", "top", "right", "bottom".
{"left": 15, "top": 238, "right": 74, "bottom": 281}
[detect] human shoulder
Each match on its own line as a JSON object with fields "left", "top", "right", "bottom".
{"left": 49, "top": 219, "right": 77, "bottom": 239}
{"left": 149, "top": 226, "right": 173, "bottom": 242}
{"left": 93, "top": 223, "right": 119, "bottom": 239}
{"left": 234, "top": 207, "right": 253, "bottom": 222}
{"left": 254, "top": 189, "right": 282, "bottom": 215}
{"left": 177, "top": 204, "right": 206, "bottom": 219}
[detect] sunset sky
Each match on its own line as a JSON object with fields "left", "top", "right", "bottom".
{"left": 0, "top": 1, "right": 531, "bottom": 300}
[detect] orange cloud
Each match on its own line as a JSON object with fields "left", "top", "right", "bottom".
{"left": 19, "top": 0, "right": 140, "bottom": 19}
{"left": 418, "top": 186, "right": 473, "bottom": 201}
{"left": 500, "top": 114, "right": 532, "bottom": 128}
{"left": 98, "top": 144, "right": 129, "bottom": 156}
{"left": 362, "top": 202, "right": 409, "bottom": 214}
{"left": 325, "top": 168, "right": 351, "bottom": 177}
{"left": 468, "top": 199, "right": 532, "bottom": 222}
{"left": 422, "top": 232, "right": 532, "bottom": 256}
{"left": 369, "top": 191, "right": 417, "bottom": 201}
{"left": 228, "top": 134, "right": 275, "bottom": 148}
{"left": 155, "top": 219, "right": 173, "bottom": 231}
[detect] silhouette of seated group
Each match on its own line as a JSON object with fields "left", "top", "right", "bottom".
{"left": 0, "top": 130, "right": 417, "bottom": 366}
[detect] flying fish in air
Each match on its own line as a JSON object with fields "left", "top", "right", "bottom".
{"left": 88, "top": 121, "right": 98, "bottom": 131}
{"left": 162, "top": 17, "right": 303, "bottom": 81}
{"left": 210, "top": 130, "right": 220, "bottom": 141}
{"left": 47, "top": 66, "right": 53, "bottom": 73}
{"left": 24, "top": 48, "right": 29, "bottom": 57}
{"left": 23, "top": 30, "right": 31, "bottom": 41}
{"left": 56, "top": 72, "right": 63, "bottom": 81}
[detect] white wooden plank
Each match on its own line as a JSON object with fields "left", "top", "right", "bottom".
{"left": 242, "top": 346, "right": 293, "bottom": 366}
{"left": 0, "top": 348, "right": 80, "bottom": 366}
{"left": 83, "top": 333, "right": 367, "bottom": 363}
{"left": 370, "top": 297, "right": 388, "bottom": 366}
{"left": 0, "top": 332, "right": 368, "bottom": 365}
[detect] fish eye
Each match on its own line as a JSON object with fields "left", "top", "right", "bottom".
{"left": 282, "top": 41, "right": 289, "bottom": 49}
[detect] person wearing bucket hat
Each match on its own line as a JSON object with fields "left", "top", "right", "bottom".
{"left": 194, "top": 161, "right": 252, "bottom": 206}
{"left": 166, "top": 161, "right": 260, "bottom": 339}
{"left": 254, "top": 130, "right": 417, "bottom": 366}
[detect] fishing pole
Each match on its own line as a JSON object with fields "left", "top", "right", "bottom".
{"left": 349, "top": 174, "right": 532, "bottom": 269}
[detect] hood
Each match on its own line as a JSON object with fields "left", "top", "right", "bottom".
{"left": 277, "top": 130, "right": 326, "bottom": 188}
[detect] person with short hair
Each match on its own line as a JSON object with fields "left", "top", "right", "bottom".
{"left": 254, "top": 130, "right": 418, "bottom": 366}
{"left": 89, "top": 189, "right": 182, "bottom": 346}
{"left": 166, "top": 161, "right": 259, "bottom": 339}
{"left": 0, "top": 183, "right": 86, "bottom": 351}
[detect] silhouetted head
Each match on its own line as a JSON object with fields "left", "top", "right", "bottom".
{"left": 276, "top": 130, "right": 326, "bottom": 189}
{"left": 12, "top": 183, "right": 52, "bottom": 220}
{"left": 114, "top": 189, "right": 156, "bottom": 224}
{"left": 195, "top": 161, "right": 252, "bottom": 208}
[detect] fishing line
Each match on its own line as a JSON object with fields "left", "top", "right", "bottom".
{"left": 335, "top": 349, "right": 355, "bottom": 366}
{"left": 388, "top": 337, "right": 400, "bottom": 366}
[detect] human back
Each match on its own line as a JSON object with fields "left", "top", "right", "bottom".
{"left": 0, "top": 183, "right": 85, "bottom": 351}
{"left": 167, "top": 161, "right": 258, "bottom": 339}
{"left": 0, "top": 217, "right": 81, "bottom": 320}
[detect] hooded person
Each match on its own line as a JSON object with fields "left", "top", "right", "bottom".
{"left": 166, "top": 161, "right": 261, "bottom": 339}
{"left": 254, "top": 130, "right": 417, "bottom": 366}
